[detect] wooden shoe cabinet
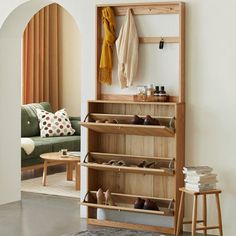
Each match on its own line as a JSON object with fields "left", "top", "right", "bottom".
{"left": 81, "top": 2, "right": 185, "bottom": 235}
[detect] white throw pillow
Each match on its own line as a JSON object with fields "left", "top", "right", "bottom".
{"left": 36, "top": 108, "right": 75, "bottom": 138}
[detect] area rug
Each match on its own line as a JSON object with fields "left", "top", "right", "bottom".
{"left": 63, "top": 228, "right": 162, "bottom": 236}
{"left": 21, "top": 171, "right": 80, "bottom": 198}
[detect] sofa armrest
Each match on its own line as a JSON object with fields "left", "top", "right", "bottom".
{"left": 69, "top": 116, "right": 81, "bottom": 135}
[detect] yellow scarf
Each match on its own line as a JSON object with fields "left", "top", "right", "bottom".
{"left": 99, "top": 7, "right": 116, "bottom": 85}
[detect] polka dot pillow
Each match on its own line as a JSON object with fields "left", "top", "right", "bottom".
{"left": 36, "top": 108, "right": 75, "bottom": 137}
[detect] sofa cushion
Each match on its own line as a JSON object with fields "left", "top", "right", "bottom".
{"left": 36, "top": 108, "right": 75, "bottom": 137}
{"left": 69, "top": 117, "right": 81, "bottom": 135}
{"left": 21, "top": 102, "right": 53, "bottom": 137}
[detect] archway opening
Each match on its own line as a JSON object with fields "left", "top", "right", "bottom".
{"left": 0, "top": 0, "right": 81, "bottom": 204}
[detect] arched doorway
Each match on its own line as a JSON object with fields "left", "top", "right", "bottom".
{"left": 0, "top": 0, "right": 84, "bottom": 205}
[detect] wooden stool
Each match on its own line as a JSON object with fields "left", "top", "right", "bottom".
{"left": 176, "top": 187, "right": 223, "bottom": 236}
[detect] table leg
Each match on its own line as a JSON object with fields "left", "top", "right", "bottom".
{"left": 67, "top": 162, "right": 73, "bottom": 181}
{"left": 42, "top": 160, "right": 48, "bottom": 186}
{"left": 75, "top": 162, "right": 80, "bottom": 190}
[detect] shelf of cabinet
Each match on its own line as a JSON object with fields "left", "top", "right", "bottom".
{"left": 82, "top": 191, "right": 174, "bottom": 216}
{"left": 82, "top": 152, "right": 175, "bottom": 176}
{"left": 82, "top": 162, "right": 174, "bottom": 176}
{"left": 80, "top": 122, "right": 175, "bottom": 137}
{"left": 88, "top": 100, "right": 178, "bottom": 106}
{"left": 89, "top": 113, "right": 173, "bottom": 124}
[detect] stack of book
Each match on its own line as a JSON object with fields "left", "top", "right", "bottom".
{"left": 183, "top": 166, "right": 217, "bottom": 192}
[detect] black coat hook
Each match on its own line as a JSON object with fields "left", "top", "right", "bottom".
{"left": 159, "top": 37, "right": 164, "bottom": 49}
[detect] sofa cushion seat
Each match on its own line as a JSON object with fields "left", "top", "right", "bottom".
{"left": 33, "top": 135, "right": 81, "bottom": 152}
{"left": 21, "top": 135, "right": 80, "bottom": 163}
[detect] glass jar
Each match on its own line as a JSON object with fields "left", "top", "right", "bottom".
{"left": 146, "top": 84, "right": 155, "bottom": 102}
{"left": 135, "top": 85, "right": 147, "bottom": 101}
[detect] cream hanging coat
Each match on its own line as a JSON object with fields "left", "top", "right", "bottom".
{"left": 116, "top": 9, "right": 138, "bottom": 88}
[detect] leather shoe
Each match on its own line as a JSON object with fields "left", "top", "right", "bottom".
{"left": 134, "top": 197, "right": 145, "bottom": 209}
{"left": 137, "top": 161, "right": 146, "bottom": 167}
{"left": 143, "top": 199, "right": 159, "bottom": 211}
{"left": 131, "top": 115, "right": 144, "bottom": 125}
{"left": 144, "top": 115, "right": 160, "bottom": 126}
{"left": 105, "top": 119, "right": 118, "bottom": 124}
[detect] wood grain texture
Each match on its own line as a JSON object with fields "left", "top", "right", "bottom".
{"left": 89, "top": 99, "right": 178, "bottom": 106}
{"left": 101, "top": 94, "right": 178, "bottom": 103}
{"left": 215, "top": 193, "right": 223, "bottom": 236}
{"left": 80, "top": 122, "right": 175, "bottom": 137}
{"left": 191, "top": 195, "right": 198, "bottom": 236}
{"left": 82, "top": 191, "right": 174, "bottom": 215}
{"left": 96, "top": 6, "right": 102, "bottom": 99}
{"left": 179, "top": 2, "right": 185, "bottom": 102}
{"left": 174, "top": 103, "right": 185, "bottom": 229}
{"left": 113, "top": 5, "right": 179, "bottom": 16}
{"left": 139, "top": 36, "right": 180, "bottom": 44}
{"left": 88, "top": 1, "right": 185, "bottom": 232}
{"left": 87, "top": 218, "right": 175, "bottom": 234}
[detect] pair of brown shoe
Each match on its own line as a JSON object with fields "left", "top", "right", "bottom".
{"left": 137, "top": 161, "right": 158, "bottom": 168}
{"left": 102, "top": 160, "right": 127, "bottom": 166}
{"left": 134, "top": 197, "right": 159, "bottom": 211}
{"left": 96, "top": 188, "right": 116, "bottom": 206}
{"left": 131, "top": 115, "right": 160, "bottom": 126}
{"left": 95, "top": 119, "right": 118, "bottom": 124}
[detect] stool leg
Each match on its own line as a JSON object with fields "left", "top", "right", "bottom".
{"left": 176, "top": 191, "right": 185, "bottom": 236}
{"left": 215, "top": 193, "right": 223, "bottom": 236}
{"left": 203, "top": 194, "right": 207, "bottom": 236}
{"left": 192, "top": 195, "right": 198, "bottom": 236}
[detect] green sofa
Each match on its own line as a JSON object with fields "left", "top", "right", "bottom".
{"left": 21, "top": 102, "right": 80, "bottom": 167}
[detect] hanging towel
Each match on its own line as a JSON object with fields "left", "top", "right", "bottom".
{"left": 99, "top": 7, "right": 116, "bottom": 85}
{"left": 116, "top": 9, "right": 139, "bottom": 89}
{"left": 21, "top": 138, "right": 35, "bottom": 155}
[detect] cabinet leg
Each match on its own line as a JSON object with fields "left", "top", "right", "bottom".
{"left": 67, "top": 162, "right": 73, "bottom": 181}
{"left": 191, "top": 195, "right": 198, "bottom": 236}
{"left": 215, "top": 193, "right": 223, "bottom": 236}
{"left": 75, "top": 162, "right": 80, "bottom": 191}
{"left": 176, "top": 191, "right": 185, "bottom": 236}
{"left": 42, "top": 160, "right": 48, "bottom": 186}
{"left": 203, "top": 194, "right": 207, "bottom": 235}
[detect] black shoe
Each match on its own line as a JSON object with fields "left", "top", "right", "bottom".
{"left": 144, "top": 115, "right": 160, "bottom": 126}
{"left": 134, "top": 197, "right": 145, "bottom": 209}
{"left": 143, "top": 199, "right": 159, "bottom": 211}
{"left": 131, "top": 115, "right": 144, "bottom": 125}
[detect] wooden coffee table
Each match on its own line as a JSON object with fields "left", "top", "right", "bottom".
{"left": 40, "top": 152, "right": 80, "bottom": 190}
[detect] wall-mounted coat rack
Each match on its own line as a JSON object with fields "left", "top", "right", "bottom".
{"left": 96, "top": 1, "right": 185, "bottom": 104}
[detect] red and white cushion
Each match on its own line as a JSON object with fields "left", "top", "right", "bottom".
{"left": 36, "top": 108, "right": 75, "bottom": 137}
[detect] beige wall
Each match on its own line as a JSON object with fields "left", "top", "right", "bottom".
{"left": 59, "top": 7, "right": 81, "bottom": 116}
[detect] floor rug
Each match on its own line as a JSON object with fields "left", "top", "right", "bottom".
{"left": 63, "top": 228, "right": 162, "bottom": 236}
{"left": 21, "top": 171, "right": 80, "bottom": 198}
